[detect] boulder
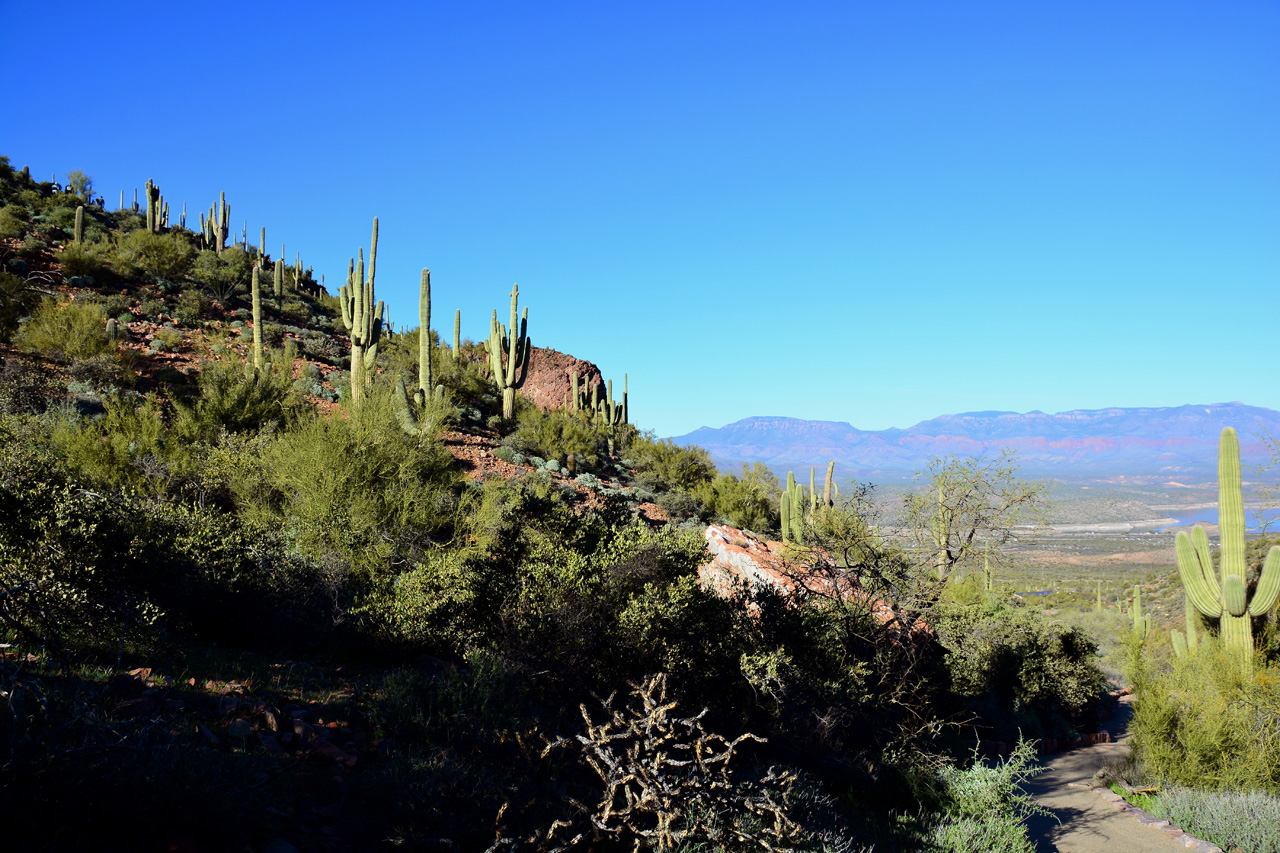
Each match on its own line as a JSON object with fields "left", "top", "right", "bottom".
{"left": 699, "top": 524, "right": 930, "bottom": 639}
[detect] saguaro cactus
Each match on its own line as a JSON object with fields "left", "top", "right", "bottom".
{"left": 251, "top": 265, "right": 265, "bottom": 371}
{"left": 486, "top": 284, "right": 531, "bottom": 420}
{"left": 780, "top": 472, "right": 806, "bottom": 544}
{"left": 453, "top": 309, "right": 460, "bottom": 356}
{"left": 1176, "top": 427, "right": 1280, "bottom": 667}
{"left": 273, "top": 259, "right": 283, "bottom": 302}
{"left": 419, "top": 269, "right": 432, "bottom": 394}
{"left": 339, "top": 218, "right": 385, "bottom": 407}
{"left": 144, "top": 180, "right": 162, "bottom": 233}
{"left": 1130, "top": 585, "right": 1151, "bottom": 642}
{"left": 74, "top": 205, "right": 84, "bottom": 244}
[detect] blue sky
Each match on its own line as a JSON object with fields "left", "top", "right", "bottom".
{"left": 3, "top": 1, "right": 1277, "bottom": 437}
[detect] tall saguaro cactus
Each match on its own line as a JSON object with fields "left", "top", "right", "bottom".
{"left": 144, "top": 179, "right": 162, "bottom": 233}
{"left": 1176, "top": 427, "right": 1280, "bottom": 667}
{"left": 251, "top": 265, "right": 265, "bottom": 371}
{"left": 339, "top": 218, "right": 385, "bottom": 407}
{"left": 74, "top": 205, "right": 84, "bottom": 245}
{"left": 392, "top": 268, "right": 446, "bottom": 436}
{"left": 486, "top": 284, "right": 531, "bottom": 420}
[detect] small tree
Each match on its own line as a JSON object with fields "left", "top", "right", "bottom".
{"left": 902, "top": 450, "right": 1048, "bottom": 589}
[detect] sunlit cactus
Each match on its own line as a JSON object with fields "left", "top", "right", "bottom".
{"left": 486, "top": 284, "right": 530, "bottom": 420}
{"left": 1175, "top": 427, "right": 1280, "bottom": 667}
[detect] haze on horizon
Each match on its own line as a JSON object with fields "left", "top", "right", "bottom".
{"left": 3, "top": 1, "right": 1276, "bottom": 438}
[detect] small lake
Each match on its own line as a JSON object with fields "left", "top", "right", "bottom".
{"left": 1156, "top": 507, "right": 1280, "bottom": 533}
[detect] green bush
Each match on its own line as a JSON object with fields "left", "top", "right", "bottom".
{"left": 173, "top": 349, "right": 300, "bottom": 441}
{"left": 191, "top": 246, "right": 251, "bottom": 303}
{"left": 926, "top": 742, "right": 1044, "bottom": 852}
{"left": 694, "top": 461, "right": 781, "bottom": 531}
{"left": 937, "top": 600, "right": 1106, "bottom": 741}
{"left": 237, "top": 383, "right": 459, "bottom": 586}
{"left": 172, "top": 289, "right": 211, "bottom": 326}
{"left": 0, "top": 271, "right": 38, "bottom": 344}
{"left": 111, "top": 229, "right": 195, "bottom": 280}
{"left": 1130, "top": 642, "right": 1280, "bottom": 791}
{"left": 13, "top": 297, "right": 119, "bottom": 362}
{"left": 628, "top": 432, "right": 717, "bottom": 492}
{"left": 502, "top": 406, "right": 605, "bottom": 469}
{"left": 1152, "top": 786, "right": 1280, "bottom": 853}
{"left": 0, "top": 204, "right": 30, "bottom": 238}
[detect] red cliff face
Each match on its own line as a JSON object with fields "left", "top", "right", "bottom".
{"left": 521, "top": 346, "right": 604, "bottom": 413}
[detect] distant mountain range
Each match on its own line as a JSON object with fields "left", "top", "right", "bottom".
{"left": 670, "top": 403, "right": 1280, "bottom": 479}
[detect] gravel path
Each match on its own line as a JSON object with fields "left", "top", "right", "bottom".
{"left": 1023, "top": 699, "right": 1196, "bottom": 853}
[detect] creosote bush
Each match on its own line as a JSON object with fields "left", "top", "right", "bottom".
{"left": 14, "top": 297, "right": 118, "bottom": 362}
{"left": 110, "top": 228, "right": 195, "bottom": 280}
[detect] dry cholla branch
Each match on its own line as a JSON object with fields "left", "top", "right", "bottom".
{"left": 527, "top": 673, "right": 801, "bottom": 851}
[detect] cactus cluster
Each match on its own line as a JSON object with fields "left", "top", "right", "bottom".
{"left": 779, "top": 463, "right": 837, "bottom": 544}
{"left": 1175, "top": 428, "right": 1280, "bottom": 667}
{"left": 200, "top": 192, "right": 230, "bottom": 255}
{"left": 144, "top": 179, "right": 165, "bottom": 233}
{"left": 486, "top": 284, "right": 530, "bottom": 420}
{"left": 339, "top": 218, "right": 385, "bottom": 407}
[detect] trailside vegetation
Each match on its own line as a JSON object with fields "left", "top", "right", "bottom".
{"left": 0, "top": 155, "right": 1107, "bottom": 851}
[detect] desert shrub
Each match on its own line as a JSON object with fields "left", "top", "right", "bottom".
{"left": 0, "top": 271, "right": 39, "bottom": 344}
{"left": 153, "top": 327, "right": 183, "bottom": 350}
{"left": 110, "top": 228, "right": 194, "bottom": 280}
{"left": 503, "top": 406, "right": 606, "bottom": 469}
{"left": 937, "top": 600, "right": 1106, "bottom": 741}
{"left": 1152, "top": 786, "right": 1280, "bottom": 853}
{"left": 172, "top": 289, "right": 210, "bottom": 326}
{"left": 56, "top": 243, "right": 109, "bottom": 280}
{"left": 0, "top": 204, "right": 28, "bottom": 238}
{"left": 237, "top": 384, "right": 459, "bottom": 587}
{"left": 925, "top": 740, "right": 1045, "bottom": 853}
{"left": 13, "top": 298, "right": 118, "bottom": 362}
{"left": 628, "top": 432, "right": 717, "bottom": 492}
{"left": 656, "top": 489, "right": 707, "bottom": 522}
{"left": 1129, "top": 642, "right": 1280, "bottom": 792}
{"left": 66, "top": 353, "right": 133, "bottom": 391}
{"left": 0, "top": 358, "right": 57, "bottom": 415}
{"left": 299, "top": 328, "right": 342, "bottom": 363}
{"left": 259, "top": 322, "right": 284, "bottom": 348}
{"left": 17, "top": 236, "right": 46, "bottom": 259}
{"left": 0, "top": 423, "right": 321, "bottom": 651}
{"left": 173, "top": 349, "right": 300, "bottom": 441}
{"left": 191, "top": 246, "right": 251, "bottom": 303}
{"left": 279, "top": 298, "right": 311, "bottom": 326}
{"left": 695, "top": 461, "right": 781, "bottom": 531}
{"left": 54, "top": 393, "right": 170, "bottom": 493}
{"left": 138, "top": 297, "right": 165, "bottom": 319}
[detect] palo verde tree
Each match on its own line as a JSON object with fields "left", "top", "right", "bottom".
{"left": 902, "top": 449, "right": 1047, "bottom": 589}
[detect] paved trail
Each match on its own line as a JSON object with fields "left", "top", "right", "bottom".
{"left": 1023, "top": 699, "right": 1190, "bottom": 853}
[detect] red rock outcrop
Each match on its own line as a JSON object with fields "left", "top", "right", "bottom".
{"left": 521, "top": 346, "right": 605, "bottom": 413}
{"left": 699, "top": 525, "right": 931, "bottom": 639}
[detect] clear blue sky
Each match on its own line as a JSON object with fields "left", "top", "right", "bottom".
{"left": 4, "top": 1, "right": 1277, "bottom": 437}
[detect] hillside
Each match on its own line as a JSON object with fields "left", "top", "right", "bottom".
{"left": 673, "top": 405, "right": 1280, "bottom": 480}
{"left": 0, "top": 159, "right": 1127, "bottom": 852}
